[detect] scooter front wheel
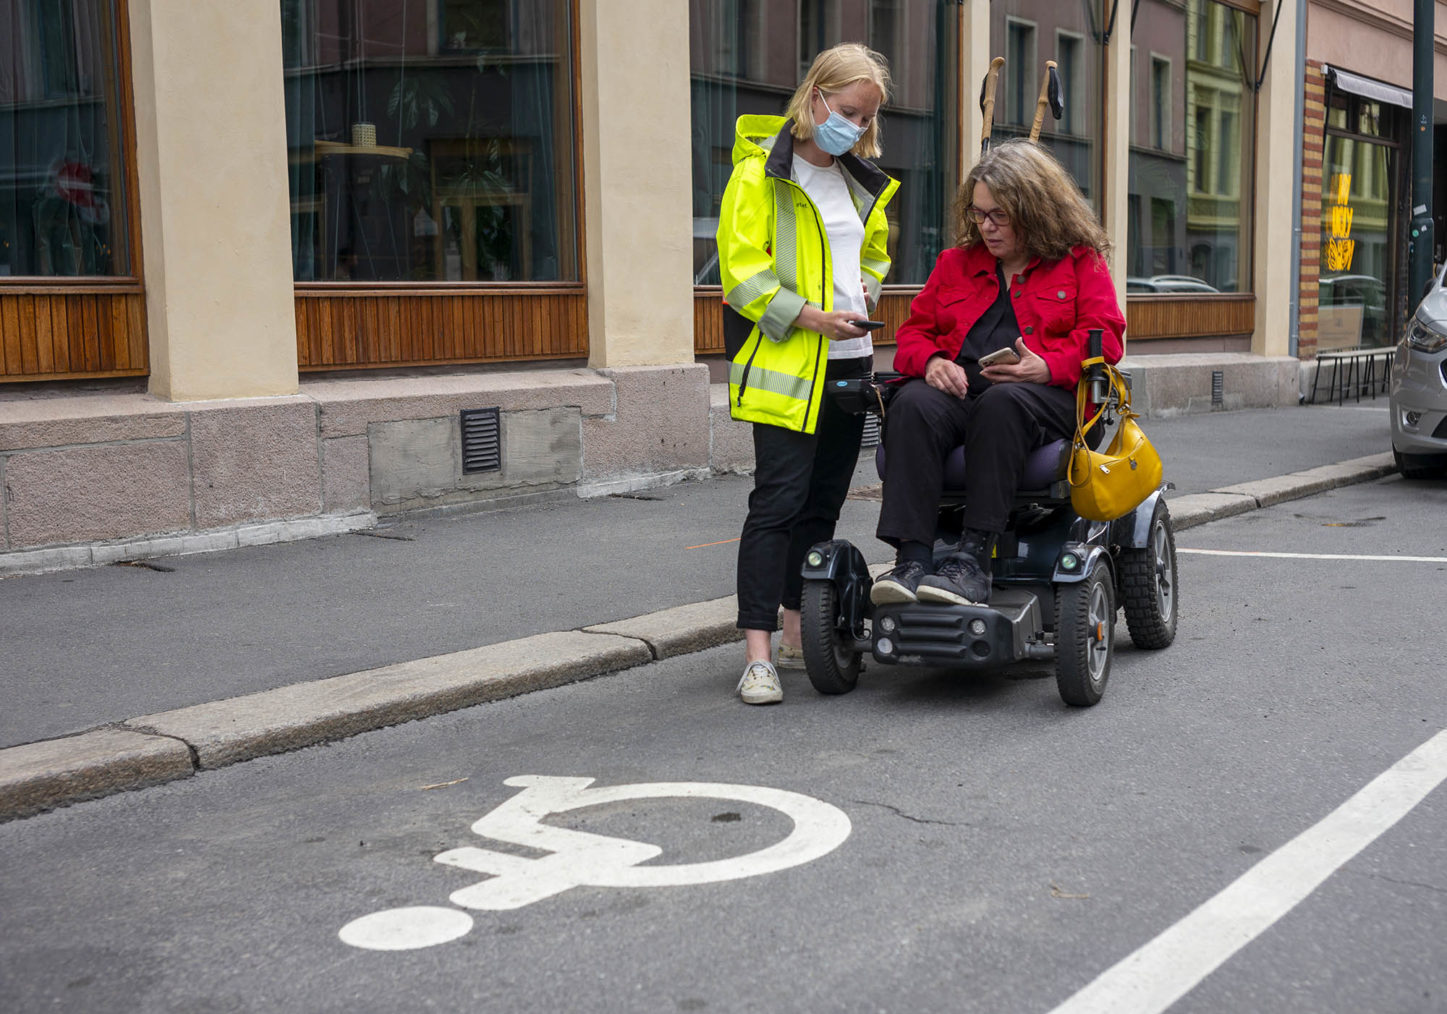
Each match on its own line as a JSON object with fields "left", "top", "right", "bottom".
{"left": 801, "top": 579, "right": 862, "bottom": 695}
{"left": 1054, "top": 566, "right": 1115, "bottom": 707}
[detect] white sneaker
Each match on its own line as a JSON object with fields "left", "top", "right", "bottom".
{"left": 736, "top": 660, "right": 783, "bottom": 705}
{"left": 774, "top": 642, "right": 806, "bottom": 670}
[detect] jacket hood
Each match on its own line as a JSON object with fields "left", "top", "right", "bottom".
{"left": 732, "top": 114, "right": 789, "bottom": 167}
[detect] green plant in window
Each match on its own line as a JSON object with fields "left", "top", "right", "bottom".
{"left": 387, "top": 73, "right": 454, "bottom": 134}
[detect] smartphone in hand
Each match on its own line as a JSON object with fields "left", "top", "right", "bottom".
{"left": 849, "top": 320, "right": 886, "bottom": 331}
{"left": 978, "top": 346, "right": 1021, "bottom": 367}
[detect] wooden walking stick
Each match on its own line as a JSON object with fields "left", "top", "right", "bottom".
{"left": 1029, "top": 61, "right": 1064, "bottom": 142}
{"left": 979, "top": 57, "right": 1004, "bottom": 155}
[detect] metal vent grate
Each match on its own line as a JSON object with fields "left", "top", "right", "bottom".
{"left": 1211, "top": 370, "right": 1224, "bottom": 407}
{"left": 460, "top": 408, "right": 502, "bottom": 473}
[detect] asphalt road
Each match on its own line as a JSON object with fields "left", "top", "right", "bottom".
{"left": 2, "top": 475, "right": 1445, "bottom": 1013}
{"left": 0, "top": 403, "right": 1393, "bottom": 749}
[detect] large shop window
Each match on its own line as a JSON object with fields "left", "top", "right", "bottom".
{"left": 990, "top": 1, "right": 1105, "bottom": 206}
{"left": 1127, "top": 0, "right": 1256, "bottom": 299}
{"left": 1, "top": 0, "right": 133, "bottom": 279}
{"left": 2, "top": 0, "right": 145, "bottom": 383}
{"left": 688, "top": 0, "right": 960, "bottom": 340}
{"left": 1317, "top": 85, "right": 1408, "bottom": 350}
{"left": 282, "top": 0, "right": 579, "bottom": 285}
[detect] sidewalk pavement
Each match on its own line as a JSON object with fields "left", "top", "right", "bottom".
{"left": 0, "top": 402, "right": 1398, "bottom": 821}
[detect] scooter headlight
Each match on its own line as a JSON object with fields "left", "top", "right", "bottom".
{"left": 806, "top": 550, "right": 824, "bottom": 567}
{"left": 1405, "top": 315, "right": 1447, "bottom": 353}
{"left": 1059, "top": 552, "right": 1080, "bottom": 572}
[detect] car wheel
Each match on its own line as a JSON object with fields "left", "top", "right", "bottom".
{"left": 1394, "top": 449, "right": 1447, "bottom": 480}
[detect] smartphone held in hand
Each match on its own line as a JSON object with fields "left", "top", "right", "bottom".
{"left": 978, "top": 346, "right": 1021, "bottom": 367}
{"left": 849, "top": 320, "right": 886, "bottom": 331}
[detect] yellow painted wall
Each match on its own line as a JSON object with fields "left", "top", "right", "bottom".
{"left": 578, "top": 0, "right": 695, "bottom": 367}
{"left": 128, "top": 0, "right": 298, "bottom": 401}
{"left": 1253, "top": 0, "right": 1300, "bottom": 357}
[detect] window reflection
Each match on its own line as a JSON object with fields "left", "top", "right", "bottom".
{"left": 281, "top": 0, "right": 578, "bottom": 283}
{"left": 1127, "top": 0, "right": 1254, "bottom": 295}
{"left": 989, "top": 0, "right": 1103, "bottom": 205}
{"left": 1318, "top": 101, "right": 1403, "bottom": 348}
{"left": 0, "top": 0, "right": 131, "bottom": 278}
{"left": 690, "top": 0, "right": 958, "bottom": 288}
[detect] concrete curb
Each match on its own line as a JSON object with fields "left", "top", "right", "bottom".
{"left": 0, "top": 729, "right": 195, "bottom": 822}
{"left": 0, "top": 453, "right": 1397, "bottom": 823}
{"left": 1168, "top": 452, "right": 1396, "bottom": 530}
{"left": 122, "top": 630, "right": 655, "bottom": 771}
{"left": 584, "top": 597, "right": 740, "bottom": 660}
{"left": 0, "top": 512, "right": 379, "bottom": 578}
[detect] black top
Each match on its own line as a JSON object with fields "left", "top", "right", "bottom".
{"left": 954, "top": 263, "right": 1021, "bottom": 396}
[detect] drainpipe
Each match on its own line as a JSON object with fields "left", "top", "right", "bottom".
{"left": 1289, "top": 0, "right": 1305, "bottom": 358}
{"left": 1409, "top": 0, "right": 1436, "bottom": 311}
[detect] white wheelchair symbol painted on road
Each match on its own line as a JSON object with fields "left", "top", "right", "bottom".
{"left": 339, "top": 775, "right": 852, "bottom": 951}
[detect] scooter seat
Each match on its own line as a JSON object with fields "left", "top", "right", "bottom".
{"left": 874, "top": 438, "right": 1069, "bottom": 494}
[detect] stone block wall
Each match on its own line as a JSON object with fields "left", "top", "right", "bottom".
{"left": 1, "top": 364, "right": 725, "bottom": 570}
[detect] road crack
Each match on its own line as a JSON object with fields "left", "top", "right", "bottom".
{"left": 851, "top": 799, "right": 968, "bottom": 828}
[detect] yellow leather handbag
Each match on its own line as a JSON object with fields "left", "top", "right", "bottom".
{"left": 1067, "top": 358, "right": 1163, "bottom": 522}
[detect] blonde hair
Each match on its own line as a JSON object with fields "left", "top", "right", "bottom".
{"left": 785, "top": 43, "right": 891, "bottom": 159}
{"left": 954, "top": 140, "right": 1112, "bottom": 261}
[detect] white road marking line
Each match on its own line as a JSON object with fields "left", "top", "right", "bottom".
{"left": 1179, "top": 548, "right": 1447, "bottom": 564}
{"left": 1048, "top": 728, "right": 1447, "bottom": 1014}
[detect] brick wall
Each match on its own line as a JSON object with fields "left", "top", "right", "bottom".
{"left": 1299, "top": 62, "right": 1327, "bottom": 361}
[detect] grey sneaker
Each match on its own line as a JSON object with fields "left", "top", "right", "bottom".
{"left": 775, "top": 642, "right": 806, "bottom": 670}
{"left": 870, "top": 560, "right": 929, "bottom": 604}
{"left": 737, "top": 660, "right": 783, "bottom": 704}
{"left": 915, "top": 553, "right": 991, "bottom": 605}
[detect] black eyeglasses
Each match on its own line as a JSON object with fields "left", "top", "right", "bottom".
{"left": 966, "top": 205, "right": 1011, "bottom": 227}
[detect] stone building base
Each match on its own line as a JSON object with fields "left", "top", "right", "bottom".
{"left": 2, "top": 364, "right": 725, "bottom": 574}
{"left": 1, "top": 352, "right": 1305, "bottom": 576}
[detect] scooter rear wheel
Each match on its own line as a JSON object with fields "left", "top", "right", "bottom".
{"left": 1054, "top": 566, "right": 1114, "bottom": 707}
{"left": 1121, "top": 499, "right": 1178, "bottom": 649}
{"left": 801, "top": 579, "right": 862, "bottom": 695}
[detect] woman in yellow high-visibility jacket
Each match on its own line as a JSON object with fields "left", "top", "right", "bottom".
{"left": 717, "top": 43, "right": 898, "bottom": 705}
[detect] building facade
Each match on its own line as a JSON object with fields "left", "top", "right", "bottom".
{"left": 1, "top": 0, "right": 1446, "bottom": 567}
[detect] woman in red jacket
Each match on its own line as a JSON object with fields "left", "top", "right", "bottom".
{"left": 871, "top": 140, "right": 1125, "bottom": 607}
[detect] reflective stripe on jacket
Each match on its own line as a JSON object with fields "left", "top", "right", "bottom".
{"left": 717, "top": 115, "right": 898, "bottom": 433}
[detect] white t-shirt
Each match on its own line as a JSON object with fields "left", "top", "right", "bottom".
{"left": 793, "top": 155, "right": 872, "bottom": 360}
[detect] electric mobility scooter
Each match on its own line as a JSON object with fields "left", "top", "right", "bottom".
{"left": 798, "top": 330, "right": 1178, "bottom": 707}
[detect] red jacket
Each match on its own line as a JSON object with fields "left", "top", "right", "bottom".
{"left": 893, "top": 243, "right": 1125, "bottom": 389}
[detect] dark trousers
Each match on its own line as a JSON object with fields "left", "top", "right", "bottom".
{"left": 875, "top": 378, "right": 1075, "bottom": 546}
{"left": 736, "top": 356, "right": 870, "bottom": 631}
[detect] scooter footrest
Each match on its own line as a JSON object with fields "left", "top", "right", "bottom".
{"left": 871, "top": 589, "right": 1043, "bottom": 667}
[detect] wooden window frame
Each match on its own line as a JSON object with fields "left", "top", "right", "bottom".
{"left": 1127, "top": 0, "right": 1261, "bottom": 344}
{"left": 1, "top": 0, "right": 148, "bottom": 383}
{"left": 292, "top": 0, "right": 588, "bottom": 372}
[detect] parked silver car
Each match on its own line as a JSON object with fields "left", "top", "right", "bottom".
{"left": 1126, "top": 274, "right": 1220, "bottom": 294}
{"left": 1389, "top": 262, "right": 1447, "bottom": 479}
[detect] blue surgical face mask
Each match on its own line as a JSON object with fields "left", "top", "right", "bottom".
{"left": 812, "top": 91, "right": 866, "bottom": 157}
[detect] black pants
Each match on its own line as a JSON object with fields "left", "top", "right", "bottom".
{"left": 875, "top": 378, "right": 1075, "bottom": 547}
{"left": 736, "top": 356, "right": 871, "bottom": 631}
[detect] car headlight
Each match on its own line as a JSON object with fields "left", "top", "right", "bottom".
{"left": 1405, "top": 315, "right": 1447, "bottom": 353}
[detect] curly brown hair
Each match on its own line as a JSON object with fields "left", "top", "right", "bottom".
{"left": 953, "top": 140, "right": 1111, "bottom": 262}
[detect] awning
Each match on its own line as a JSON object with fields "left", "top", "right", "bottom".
{"left": 1323, "top": 65, "right": 1414, "bottom": 110}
